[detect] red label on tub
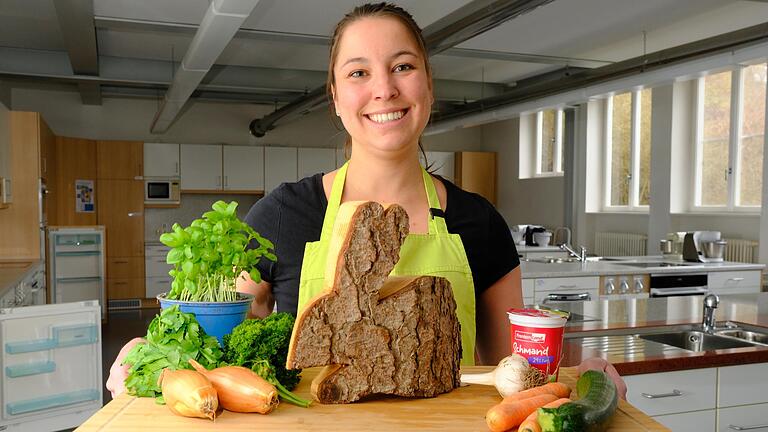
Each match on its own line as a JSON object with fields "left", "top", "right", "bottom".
{"left": 510, "top": 323, "right": 564, "bottom": 377}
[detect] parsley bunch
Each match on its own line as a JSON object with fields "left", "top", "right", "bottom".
{"left": 123, "top": 305, "right": 222, "bottom": 402}
{"left": 223, "top": 313, "right": 310, "bottom": 407}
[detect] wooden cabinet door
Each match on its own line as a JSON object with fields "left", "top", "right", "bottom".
{"left": 223, "top": 145, "right": 263, "bottom": 191}
{"left": 39, "top": 116, "right": 55, "bottom": 181}
{"left": 96, "top": 140, "right": 143, "bottom": 179}
{"left": 298, "top": 147, "right": 335, "bottom": 179}
{"left": 264, "top": 147, "right": 297, "bottom": 193}
{"left": 97, "top": 179, "right": 144, "bottom": 257}
{"left": 50, "top": 136, "right": 97, "bottom": 227}
{"left": 180, "top": 144, "right": 222, "bottom": 190}
{"left": 144, "top": 143, "right": 180, "bottom": 177}
{"left": 455, "top": 152, "right": 496, "bottom": 205}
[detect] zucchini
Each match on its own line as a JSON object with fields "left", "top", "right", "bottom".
{"left": 537, "top": 370, "right": 618, "bottom": 432}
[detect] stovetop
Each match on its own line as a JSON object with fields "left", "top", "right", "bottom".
{"left": 619, "top": 262, "right": 694, "bottom": 269}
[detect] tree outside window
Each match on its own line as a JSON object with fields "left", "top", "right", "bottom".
{"left": 605, "top": 89, "right": 652, "bottom": 210}
{"left": 695, "top": 64, "right": 765, "bottom": 210}
{"left": 535, "top": 109, "right": 564, "bottom": 176}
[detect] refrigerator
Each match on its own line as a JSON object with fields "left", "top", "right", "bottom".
{"left": 47, "top": 227, "right": 106, "bottom": 320}
{"left": 0, "top": 301, "right": 102, "bottom": 431}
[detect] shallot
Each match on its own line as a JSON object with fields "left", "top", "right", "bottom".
{"left": 158, "top": 368, "right": 218, "bottom": 420}
{"left": 189, "top": 359, "right": 279, "bottom": 414}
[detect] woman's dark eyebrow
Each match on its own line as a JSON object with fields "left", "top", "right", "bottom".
{"left": 340, "top": 50, "right": 419, "bottom": 68}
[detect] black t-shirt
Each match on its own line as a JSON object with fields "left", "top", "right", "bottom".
{"left": 244, "top": 173, "right": 519, "bottom": 315}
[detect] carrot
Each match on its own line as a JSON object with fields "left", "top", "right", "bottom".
{"left": 485, "top": 393, "right": 558, "bottom": 432}
{"left": 518, "top": 398, "right": 571, "bottom": 432}
{"left": 500, "top": 382, "right": 571, "bottom": 404}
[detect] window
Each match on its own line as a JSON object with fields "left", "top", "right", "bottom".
{"left": 604, "top": 88, "right": 652, "bottom": 210}
{"left": 535, "top": 109, "right": 564, "bottom": 176}
{"left": 694, "top": 64, "right": 766, "bottom": 210}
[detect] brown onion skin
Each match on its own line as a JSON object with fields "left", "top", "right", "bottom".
{"left": 158, "top": 368, "right": 218, "bottom": 420}
{"left": 189, "top": 359, "right": 279, "bottom": 414}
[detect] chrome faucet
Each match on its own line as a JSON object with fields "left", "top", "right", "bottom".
{"left": 702, "top": 294, "right": 720, "bottom": 333}
{"left": 560, "top": 243, "right": 587, "bottom": 263}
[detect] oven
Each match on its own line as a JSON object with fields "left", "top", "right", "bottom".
{"left": 649, "top": 273, "right": 709, "bottom": 297}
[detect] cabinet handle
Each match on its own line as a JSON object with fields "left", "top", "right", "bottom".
{"left": 113, "top": 260, "right": 128, "bottom": 264}
{"left": 224, "top": 176, "right": 228, "bottom": 188}
{"left": 175, "top": 162, "right": 179, "bottom": 175}
{"left": 729, "top": 424, "right": 768, "bottom": 430}
{"left": 557, "top": 285, "right": 578, "bottom": 289}
{"left": 641, "top": 389, "right": 682, "bottom": 399}
{"left": 546, "top": 293, "right": 591, "bottom": 302}
{"left": 114, "top": 282, "right": 127, "bottom": 285}
{"left": 127, "top": 212, "right": 142, "bottom": 217}
{"left": 728, "top": 277, "right": 745, "bottom": 282}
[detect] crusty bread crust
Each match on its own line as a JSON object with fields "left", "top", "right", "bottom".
{"left": 286, "top": 201, "right": 462, "bottom": 403}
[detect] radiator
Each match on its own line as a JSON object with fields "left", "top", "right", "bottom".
{"left": 594, "top": 232, "right": 648, "bottom": 257}
{"left": 722, "top": 238, "right": 758, "bottom": 263}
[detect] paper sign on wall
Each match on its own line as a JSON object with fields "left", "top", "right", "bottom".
{"left": 75, "top": 179, "right": 94, "bottom": 213}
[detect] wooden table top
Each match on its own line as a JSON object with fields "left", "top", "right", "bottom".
{"left": 77, "top": 366, "right": 668, "bottom": 431}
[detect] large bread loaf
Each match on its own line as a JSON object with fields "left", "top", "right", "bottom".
{"left": 286, "top": 201, "right": 462, "bottom": 403}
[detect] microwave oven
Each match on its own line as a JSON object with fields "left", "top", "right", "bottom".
{"left": 144, "top": 178, "right": 180, "bottom": 204}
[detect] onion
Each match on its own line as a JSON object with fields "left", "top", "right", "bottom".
{"left": 189, "top": 359, "right": 279, "bottom": 414}
{"left": 158, "top": 369, "right": 218, "bottom": 420}
{"left": 460, "top": 354, "right": 547, "bottom": 397}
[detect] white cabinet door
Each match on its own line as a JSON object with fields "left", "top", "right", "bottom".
{"left": 144, "top": 143, "right": 180, "bottom": 177}
{"left": 719, "top": 363, "right": 768, "bottom": 407}
{"left": 264, "top": 147, "right": 297, "bottom": 193}
{"left": 708, "top": 270, "right": 761, "bottom": 295}
{"left": 654, "top": 410, "right": 716, "bottom": 432}
{"left": 422, "top": 151, "right": 455, "bottom": 183}
{"left": 521, "top": 279, "right": 534, "bottom": 305}
{"left": 223, "top": 146, "right": 264, "bottom": 191}
{"left": 180, "top": 144, "right": 222, "bottom": 190}
{"left": 624, "top": 368, "right": 717, "bottom": 416}
{"left": 718, "top": 403, "right": 768, "bottom": 432}
{"left": 298, "top": 148, "right": 336, "bottom": 179}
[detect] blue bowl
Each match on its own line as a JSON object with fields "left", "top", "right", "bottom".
{"left": 157, "top": 293, "right": 254, "bottom": 345}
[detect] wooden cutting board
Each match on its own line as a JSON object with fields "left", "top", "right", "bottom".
{"left": 77, "top": 366, "right": 668, "bottom": 431}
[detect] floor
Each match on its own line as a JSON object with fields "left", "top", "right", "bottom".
{"left": 100, "top": 307, "right": 159, "bottom": 406}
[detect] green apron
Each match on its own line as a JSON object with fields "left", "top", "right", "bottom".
{"left": 297, "top": 162, "right": 477, "bottom": 365}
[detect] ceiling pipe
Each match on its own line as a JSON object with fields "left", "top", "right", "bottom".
{"left": 150, "top": 0, "right": 261, "bottom": 134}
{"left": 428, "top": 21, "right": 768, "bottom": 129}
{"left": 249, "top": 0, "right": 555, "bottom": 137}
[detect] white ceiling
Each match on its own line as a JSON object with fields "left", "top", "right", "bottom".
{"left": 1, "top": 0, "right": 767, "bottom": 131}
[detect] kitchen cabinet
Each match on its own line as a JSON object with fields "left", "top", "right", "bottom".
{"left": 49, "top": 136, "right": 97, "bottom": 227}
{"left": 0, "top": 112, "right": 52, "bottom": 260}
{"left": 708, "top": 270, "right": 761, "bottom": 295}
{"left": 455, "top": 151, "right": 496, "bottom": 205}
{"left": 145, "top": 244, "right": 172, "bottom": 299}
{"left": 222, "top": 145, "right": 264, "bottom": 191}
{"left": 144, "top": 143, "right": 180, "bottom": 177}
{"left": 532, "top": 276, "right": 599, "bottom": 303}
{"left": 264, "top": 147, "right": 297, "bottom": 193}
{"left": 0, "top": 103, "right": 10, "bottom": 203}
{"left": 298, "top": 147, "right": 336, "bottom": 179}
{"left": 421, "top": 151, "right": 455, "bottom": 183}
{"left": 624, "top": 362, "right": 768, "bottom": 432}
{"left": 180, "top": 144, "right": 221, "bottom": 190}
{"left": 96, "top": 140, "right": 142, "bottom": 180}
{"left": 180, "top": 144, "right": 264, "bottom": 192}
{"left": 97, "top": 179, "right": 144, "bottom": 300}
{"left": 522, "top": 278, "right": 534, "bottom": 305}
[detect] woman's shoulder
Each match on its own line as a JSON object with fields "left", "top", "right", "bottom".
{"left": 245, "top": 173, "right": 326, "bottom": 224}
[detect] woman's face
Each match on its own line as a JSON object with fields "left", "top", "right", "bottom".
{"left": 332, "top": 16, "right": 433, "bottom": 157}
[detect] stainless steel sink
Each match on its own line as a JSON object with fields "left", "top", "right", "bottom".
{"left": 526, "top": 257, "right": 582, "bottom": 264}
{"left": 715, "top": 329, "right": 768, "bottom": 345}
{"left": 585, "top": 256, "right": 627, "bottom": 262}
{"left": 639, "top": 330, "right": 758, "bottom": 352}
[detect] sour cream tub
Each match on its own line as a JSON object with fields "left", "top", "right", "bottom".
{"left": 507, "top": 308, "right": 568, "bottom": 378}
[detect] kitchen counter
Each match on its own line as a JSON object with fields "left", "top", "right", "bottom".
{"left": 76, "top": 366, "right": 666, "bottom": 431}
{"left": 553, "top": 293, "right": 768, "bottom": 375}
{"left": 516, "top": 244, "right": 563, "bottom": 253}
{"left": 521, "top": 255, "right": 764, "bottom": 279}
{"left": 0, "top": 259, "right": 42, "bottom": 298}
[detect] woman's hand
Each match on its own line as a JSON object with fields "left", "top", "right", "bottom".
{"left": 236, "top": 270, "right": 274, "bottom": 318}
{"left": 577, "top": 357, "right": 628, "bottom": 400}
{"left": 105, "top": 337, "right": 145, "bottom": 398}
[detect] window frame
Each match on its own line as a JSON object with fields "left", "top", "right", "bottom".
{"left": 534, "top": 109, "right": 564, "bottom": 177}
{"left": 692, "top": 64, "right": 765, "bottom": 213}
{"left": 602, "top": 89, "right": 651, "bottom": 212}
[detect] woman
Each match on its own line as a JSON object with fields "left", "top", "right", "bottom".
{"left": 108, "top": 2, "right": 626, "bottom": 398}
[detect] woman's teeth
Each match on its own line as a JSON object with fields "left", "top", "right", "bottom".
{"left": 368, "top": 110, "right": 405, "bottom": 123}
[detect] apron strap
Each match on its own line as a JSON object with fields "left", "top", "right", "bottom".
{"left": 422, "top": 168, "right": 448, "bottom": 235}
{"left": 321, "top": 161, "right": 448, "bottom": 238}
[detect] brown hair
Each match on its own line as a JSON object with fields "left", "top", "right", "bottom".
{"left": 326, "top": 2, "right": 433, "bottom": 161}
